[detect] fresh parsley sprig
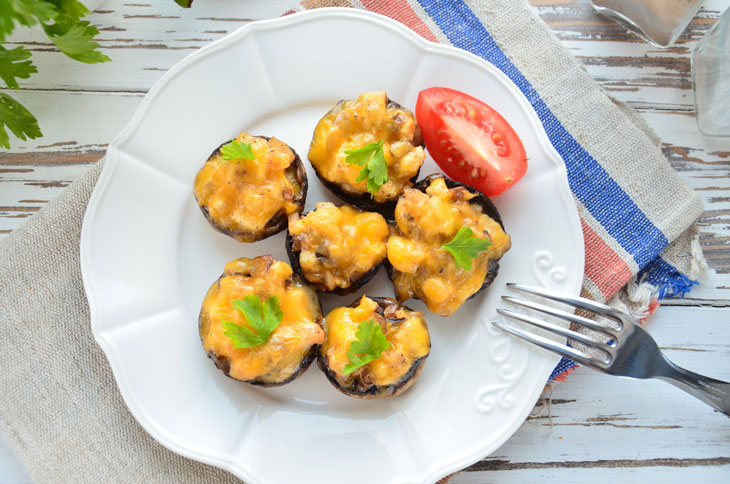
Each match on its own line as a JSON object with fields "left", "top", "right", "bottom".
{"left": 220, "top": 140, "right": 256, "bottom": 161}
{"left": 344, "top": 140, "right": 389, "bottom": 197}
{"left": 343, "top": 319, "right": 391, "bottom": 375}
{"left": 441, "top": 226, "right": 492, "bottom": 270}
{"left": 0, "top": 0, "right": 109, "bottom": 148}
{"left": 222, "top": 295, "right": 283, "bottom": 348}
{"left": 0, "top": 93, "right": 41, "bottom": 150}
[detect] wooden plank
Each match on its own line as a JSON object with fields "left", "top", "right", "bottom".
{"left": 0, "top": 90, "right": 140, "bottom": 159}
{"left": 453, "top": 465, "right": 730, "bottom": 483}
{"left": 0, "top": 164, "right": 95, "bottom": 235}
{"left": 1, "top": 1, "right": 298, "bottom": 91}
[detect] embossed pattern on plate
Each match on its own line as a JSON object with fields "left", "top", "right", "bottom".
{"left": 80, "top": 9, "right": 584, "bottom": 484}
{"left": 534, "top": 250, "right": 569, "bottom": 288}
{"left": 475, "top": 320, "right": 531, "bottom": 415}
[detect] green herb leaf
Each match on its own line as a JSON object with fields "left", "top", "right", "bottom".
{"left": 0, "top": 0, "right": 109, "bottom": 148}
{"left": 43, "top": 16, "right": 110, "bottom": 64}
{"left": 343, "top": 319, "right": 390, "bottom": 375}
{"left": 0, "top": 46, "right": 36, "bottom": 89}
{"left": 345, "top": 140, "right": 389, "bottom": 197}
{"left": 174, "top": 0, "right": 194, "bottom": 7}
{"left": 441, "top": 226, "right": 492, "bottom": 270}
{"left": 220, "top": 140, "right": 256, "bottom": 161}
{"left": 0, "top": 0, "right": 57, "bottom": 41}
{"left": 222, "top": 295, "right": 283, "bottom": 349}
{"left": 0, "top": 93, "right": 41, "bottom": 149}
{"left": 48, "top": 0, "right": 89, "bottom": 21}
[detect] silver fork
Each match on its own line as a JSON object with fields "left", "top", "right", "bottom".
{"left": 493, "top": 283, "right": 730, "bottom": 416}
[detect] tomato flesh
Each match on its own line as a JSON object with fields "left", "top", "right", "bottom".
{"left": 415, "top": 87, "right": 527, "bottom": 197}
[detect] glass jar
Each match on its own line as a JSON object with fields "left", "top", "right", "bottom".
{"left": 693, "top": 7, "right": 730, "bottom": 137}
{"left": 591, "top": 0, "right": 704, "bottom": 48}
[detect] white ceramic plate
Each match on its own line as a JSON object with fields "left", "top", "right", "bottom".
{"left": 81, "top": 8, "right": 583, "bottom": 484}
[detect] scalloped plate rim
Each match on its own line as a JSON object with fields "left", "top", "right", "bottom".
{"left": 80, "top": 8, "right": 584, "bottom": 484}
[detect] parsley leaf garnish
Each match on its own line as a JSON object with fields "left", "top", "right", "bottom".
{"left": 0, "top": 93, "right": 41, "bottom": 149}
{"left": 220, "top": 140, "right": 256, "bottom": 161}
{"left": 441, "top": 226, "right": 492, "bottom": 270}
{"left": 343, "top": 319, "right": 391, "bottom": 375}
{"left": 221, "top": 295, "right": 283, "bottom": 348}
{"left": 345, "top": 140, "right": 389, "bottom": 197}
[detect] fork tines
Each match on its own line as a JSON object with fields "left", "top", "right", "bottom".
{"left": 493, "top": 283, "right": 624, "bottom": 368}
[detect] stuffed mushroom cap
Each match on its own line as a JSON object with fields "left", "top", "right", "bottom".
{"left": 386, "top": 174, "right": 511, "bottom": 317}
{"left": 286, "top": 202, "right": 389, "bottom": 295}
{"left": 199, "top": 256, "right": 324, "bottom": 386}
{"left": 194, "top": 132, "right": 307, "bottom": 242}
{"left": 318, "top": 295, "right": 430, "bottom": 399}
{"left": 308, "top": 90, "right": 424, "bottom": 211}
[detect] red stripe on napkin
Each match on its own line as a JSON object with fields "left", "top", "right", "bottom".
{"left": 361, "top": 0, "right": 438, "bottom": 42}
{"left": 582, "top": 219, "right": 632, "bottom": 299}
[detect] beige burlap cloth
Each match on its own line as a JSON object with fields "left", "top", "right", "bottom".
{"left": 0, "top": 0, "right": 704, "bottom": 482}
{"left": 0, "top": 161, "right": 243, "bottom": 483}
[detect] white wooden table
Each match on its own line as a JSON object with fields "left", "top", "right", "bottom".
{"left": 2, "top": 1, "right": 729, "bottom": 482}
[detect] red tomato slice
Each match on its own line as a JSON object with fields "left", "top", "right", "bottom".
{"left": 415, "top": 87, "right": 527, "bottom": 197}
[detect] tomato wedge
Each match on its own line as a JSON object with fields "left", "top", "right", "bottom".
{"left": 415, "top": 87, "right": 527, "bottom": 197}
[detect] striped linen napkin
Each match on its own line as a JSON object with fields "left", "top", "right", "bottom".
{"left": 288, "top": 0, "right": 706, "bottom": 379}
{"left": 0, "top": 1, "right": 705, "bottom": 482}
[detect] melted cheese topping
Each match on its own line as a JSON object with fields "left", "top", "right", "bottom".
{"left": 194, "top": 133, "right": 301, "bottom": 241}
{"left": 387, "top": 177, "right": 511, "bottom": 316}
{"left": 288, "top": 203, "right": 389, "bottom": 291}
{"left": 199, "top": 257, "right": 325, "bottom": 383}
{"left": 322, "top": 296, "right": 430, "bottom": 387}
{"left": 308, "top": 91, "right": 425, "bottom": 202}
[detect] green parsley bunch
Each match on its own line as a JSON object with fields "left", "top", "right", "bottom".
{"left": 0, "top": 0, "right": 112, "bottom": 148}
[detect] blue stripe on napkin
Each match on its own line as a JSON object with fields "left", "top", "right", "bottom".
{"left": 639, "top": 256, "right": 699, "bottom": 298}
{"left": 549, "top": 357, "right": 577, "bottom": 380}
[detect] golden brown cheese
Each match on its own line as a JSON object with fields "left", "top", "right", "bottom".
{"left": 308, "top": 91, "right": 425, "bottom": 202}
{"left": 199, "top": 256, "right": 325, "bottom": 384}
{"left": 288, "top": 203, "right": 389, "bottom": 291}
{"left": 321, "top": 296, "right": 430, "bottom": 388}
{"left": 387, "top": 177, "right": 511, "bottom": 316}
{"left": 194, "top": 133, "right": 302, "bottom": 241}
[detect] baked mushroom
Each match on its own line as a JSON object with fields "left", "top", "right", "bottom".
{"left": 385, "top": 174, "right": 511, "bottom": 317}
{"left": 199, "top": 256, "right": 325, "bottom": 386}
{"left": 308, "top": 90, "right": 425, "bottom": 212}
{"left": 286, "top": 202, "right": 389, "bottom": 295}
{"left": 318, "top": 295, "right": 430, "bottom": 399}
{"left": 194, "top": 132, "right": 307, "bottom": 242}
